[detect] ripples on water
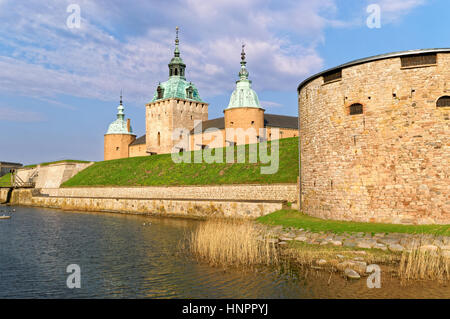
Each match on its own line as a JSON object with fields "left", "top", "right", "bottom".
{"left": 0, "top": 206, "right": 448, "bottom": 298}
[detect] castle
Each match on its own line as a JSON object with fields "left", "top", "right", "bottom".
{"left": 298, "top": 48, "right": 450, "bottom": 224}
{"left": 104, "top": 28, "right": 298, "bottom": 161}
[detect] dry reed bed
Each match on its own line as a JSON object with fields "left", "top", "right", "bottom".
{"left": 399, "top": 242, "right": 449, "bottom": 282}
{"left": 188, "top": 218, "right": 279, "bottom": 267}
{"left": 187, "top": 219, "right": 449, "bottom": 283}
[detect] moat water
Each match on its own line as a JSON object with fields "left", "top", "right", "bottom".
{"left": 0, "top": 206, "right": 448, "bottom": 298}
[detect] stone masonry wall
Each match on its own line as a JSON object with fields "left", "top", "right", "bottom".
{"left": 299, "top": 52, "right": 450, "bottom": 224}
{"left": 0, "top": 188, "right": 10, "bottom": 203}
{"left": 146, "top": 99, "right": 208, "bottom": 154}
{"left": 40, "top": 184, "right": 298, "bottom": 203}
{"left": 14, "top": 162, "right": 93, "bottom": 188}
{"left": 10, "top": 189, "right": 284, "bottom": 219}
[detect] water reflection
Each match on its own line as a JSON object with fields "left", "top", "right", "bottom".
{"left": 0, "top": 206, "right": 448, "bottom": 299}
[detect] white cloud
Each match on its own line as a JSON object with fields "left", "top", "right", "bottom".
{"left": 369, "top": 0, "right": 426, "bottom": 23}
{"left": 260, "top": 100, "right": 283, "bottom": 109}
{"left": 0, "top": 0, "right": 427, "bottom": 108}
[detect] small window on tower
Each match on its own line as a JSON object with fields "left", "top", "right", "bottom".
{"left": 401, "top": 53, "right": 437, "bottom": 68}
{"left": 116, "top": 147, "right": 119, "bottom": 151}
{"left": 174, "top": 68, "right": 178, "bottom": 76}
{"left": 349, "top": 103, "right": 363, "bottom": 115}
{"left": 323, "top": 69, "right": 342, "bottom": 84}
{"left": 437, "top": 96, "right": 450, "bottom": 107}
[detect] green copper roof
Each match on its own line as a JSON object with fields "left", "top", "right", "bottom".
{"left": 226, "top": 45, "right": 262, "bottom": 109}
{"left": 151, "top": 27, "right": 204, "bottom": 103}
{"left": 106, "top": 95, "right": 134, "bottom": 135}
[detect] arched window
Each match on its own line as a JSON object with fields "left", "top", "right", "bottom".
{"left": 174, "top": 68, "right": 178, "bottom": 76}
{"left": 437, "top": 96, "right": 450, "bottom": 107}
{"left": 349, "top": 103, "right": 363, "bottom": 115}
{"left": 157, "top": 132, "right": 161, "bottom": 146}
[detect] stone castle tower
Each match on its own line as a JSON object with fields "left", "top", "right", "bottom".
{"left": 145, "top": 27, "right": 208, "bottom": 154}
{"left": 104, "top": 94, "right": 136, "bottom": 160}
{"left": 224, "top": 44, "right": 265, "bottom": 144}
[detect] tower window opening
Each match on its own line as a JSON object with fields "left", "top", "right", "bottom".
{"left": 116, "top": 147, "right": 119, "bottom": 151}
{"left": 349, "top": 103, "right": 363, "bottom": 115}
{"left": 401, "top": 53, "right": 437, "bottom": 68}
{"left": 437, "top": 96, "right": 450, "bottom": 107}
{"left": 251, "top": 121, "right": 255, "bottom": 125}
{"left": 174, "top": 68, "right": 178, "bottom": 76}
{"left": 157, "top": 132, "right": 161, "bottom": 146}
{"left": 323, "top": 69, "right": 342, "bottom": 84}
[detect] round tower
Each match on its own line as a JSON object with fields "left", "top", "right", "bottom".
{"left": 224, "top": 45, "right": 265, "bottom": 145}
{"left": 104, "top": 94, "right": 136, "bottom": 160}
{"left": 298, "top": 48, "right": 450, "bottom": 224}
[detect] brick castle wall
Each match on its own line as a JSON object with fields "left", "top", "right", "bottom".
{"left": 298, "top": 52, "right": 450, "bottom": 224}
{"left": 104, "top": 134, "right": 136, "bottom": 160}
{"left": 146, "top": 99, "right": 208, "bottom": 154}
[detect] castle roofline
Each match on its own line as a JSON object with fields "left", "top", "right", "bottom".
{"left": 297, "top": 48, "right": 450, "bottom": 93}
{"left": 190, "top": 113, "right": 298, "bottom": 134}
{"left": 147, "top": 96, "right": 209, "bottom": 105}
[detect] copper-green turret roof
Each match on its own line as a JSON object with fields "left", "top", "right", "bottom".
{"left": 151, "top": 27, "right": 204, "bottom": 103}
{"left": 226, "top": 44, "right": 262, "bottom": 109}
{"left": 106, "top": 93, "right": 134, "bottom": 135}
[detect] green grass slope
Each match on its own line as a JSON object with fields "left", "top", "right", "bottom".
{"left": 0, "top": 173, "right": 11, "bottom": 187}
{"left": 62, "top": 137, "right": 299, "bottom": 187}
{"left": 258, "top": 210, "right": 450, "bottom": 236}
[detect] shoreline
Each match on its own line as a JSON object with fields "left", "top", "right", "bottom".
{"left": 5, "top": 201, "right": 449, "bottom": 285}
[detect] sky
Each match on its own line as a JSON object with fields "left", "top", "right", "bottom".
{"left": 0, "top": 0, "right": 449, "bottom": 164}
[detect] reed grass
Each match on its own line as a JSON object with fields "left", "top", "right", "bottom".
{"left": 187, "top": 220, "right": 449, "bottom": 285}
{"left": 188, "top": 218, "right": 279, "bottom": 268}
{"left": 399, "top": 244, "right": 449, "bottom": 282}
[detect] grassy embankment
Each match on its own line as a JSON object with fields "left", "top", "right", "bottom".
{"left": 0, "top": 173, "right": 11, "bottom": 187}
{"left": 0, "top": 160, "right": 90, "bottom": 187}
{"left": 188, "top": 218, "right": 449, "bottom": 282}
{"left": 258, "top": 210, "right": 450, "bottom": 236}
{"left": 62, "top": 137, "right": 299, "bottom": 187}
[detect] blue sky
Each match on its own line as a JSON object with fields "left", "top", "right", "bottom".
{"left": 0, "top": 0, "right": 449, "bottom": 164}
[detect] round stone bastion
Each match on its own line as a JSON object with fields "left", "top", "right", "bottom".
{"left": 297, "top": 49, "right": 450, "bottom": 225}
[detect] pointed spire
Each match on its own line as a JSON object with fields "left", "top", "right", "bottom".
{"left": 174, "top": 26, "right": 180, "bottom": 57}
{"left": 241, "top": 44, "right": 246, "bottom": 65}
{"left": 239, "top": 43, "right": 249, "bottom": 80}
{"left": 117, "top": 90, "right": 124, "bottom": 120}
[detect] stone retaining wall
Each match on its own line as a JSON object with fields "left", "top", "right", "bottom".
{"left": 10, "top": 189, "right": 284, "bottom": 218}
{"left": 0, "top": 188, "right": 10, "bottom": 203}
{"left": 41, "top": 184, "right": 298, "bottom": 202}
{"left": 14, "top": 162, "right": 93, "bottom": 188}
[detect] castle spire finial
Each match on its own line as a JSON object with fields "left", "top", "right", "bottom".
{"left": 239, "top": 43, "right": 249, "bottom": 80}
{"left": 120, "top": 89, "right": 123, "bottom": 105}
{"left": 174, "top": 26, "right": 180, "bottom": 57}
